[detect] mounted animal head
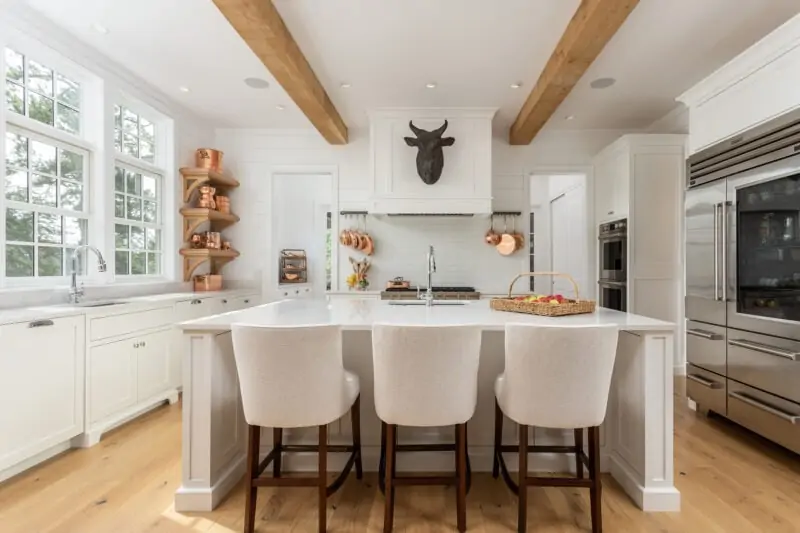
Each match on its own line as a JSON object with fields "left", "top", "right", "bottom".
{"left": 404, "top": 120, "right": 455, "bottom": 185}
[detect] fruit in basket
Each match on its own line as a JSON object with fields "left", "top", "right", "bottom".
{"left": 549, "top": 299, "right": 560, "bottom": 305}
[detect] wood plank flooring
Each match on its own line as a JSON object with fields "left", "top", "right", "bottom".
{"left": 1, "top": 379, "right": 800, "bottom": 532}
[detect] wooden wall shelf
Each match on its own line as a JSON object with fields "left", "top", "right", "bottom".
{"left": 179, "top": 207, "right": 240, "bottom": 241}
{"left": 180, "top": 167, "right": 240, "bottom": 203}
{"left": 180, "top": 248, "right": 240, "bottom": 280}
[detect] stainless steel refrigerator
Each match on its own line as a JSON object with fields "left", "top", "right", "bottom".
{"left": 685, "top": 110, "right": 800, "bottom": 454}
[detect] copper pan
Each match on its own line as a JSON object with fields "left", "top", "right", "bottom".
{"left": 511, "top": 217, "right": 524, "bottom": 251}
{"left": 496, "top": 217, "right": 516, "bottom": 256}
{"left": 485, "top": 216, "right": 500, "bottom": 245}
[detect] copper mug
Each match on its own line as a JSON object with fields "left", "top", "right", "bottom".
{"left": 215, "top": 195, "right": 230, "bottom": 214}
{"left": 198, "top": 186, "right": 216, "bottom": 209}
{"left": 222, "top": 240, "right": 232, "bottom": 251}
{"left": 190, "top": 234, "right": 204, "bottom": 249}
{"left": 204, "top": 231, "right": 221, "bottom": 249}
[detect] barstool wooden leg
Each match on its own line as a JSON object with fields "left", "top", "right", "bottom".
{"left": 384, "top": 424, "right": 396, "bottom": 533}
{"left": 518, "top": 424, "right": 528, "bottom": 533}
{"left": 574, "top": 428, "right": 584, "bottom": 479}
{"left": 351, "top": 395, "right": 363, "bottom": 480}
{"left": 588, "top": 426, "right": 602, "bottom": 533}
{"left": 456, "top": 423, "right": 467, "bottom": 532}
{"left": 244, "top": 424, "right": 261, "bottom": 533}
{"left": 492, "top": 399, "right": 503, "bottom": 479}
{"left": 273, "top": 428, "right": 283, "bottom": 478}
{"left": 318, "top": 424, "right": 328, "bottom": 533}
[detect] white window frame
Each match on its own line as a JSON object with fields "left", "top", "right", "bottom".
{"left": 112, "top": 159, "right": 164, "bottom": 279}
{"left": 2, "top": 125, "right": 92, "bottom": 286}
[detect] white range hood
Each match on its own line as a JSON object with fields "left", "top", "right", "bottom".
{"left": 368, "top": 108, "right": 496, "bottom": 215}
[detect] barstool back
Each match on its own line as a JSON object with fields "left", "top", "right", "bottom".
{"left": 501, "top": 324, "right": 619, "bottom": 429}
{"left": 372, "top": 324, "right": 482, "bottom": 427}
{"left": 232, "top": 323, "right": 351, "bottom": 428}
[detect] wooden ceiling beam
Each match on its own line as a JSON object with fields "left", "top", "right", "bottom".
{"left": 509, "top": 0, "right": 640, "bottom": 145}
{"left": 213, "top": 0, "right": 348, "bottom": 144}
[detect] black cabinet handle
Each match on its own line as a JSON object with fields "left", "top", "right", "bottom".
{"left": 222, "top": 299, "right": 228, "bottom": 304}
{"left": 244, "top": 299, "right": 250, "bottom": 304}
{"left": 28, "top": 319, "right": 54, "bottom": 328}
{"left": 191, "top": 299, "right": 202, "bottom": 305}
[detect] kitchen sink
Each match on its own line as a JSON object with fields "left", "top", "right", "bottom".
{"left": 387, "top": 300, "right": 468, "bottom": 306}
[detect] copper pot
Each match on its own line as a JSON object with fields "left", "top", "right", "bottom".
{"left": 198, "top": 186, "right": 216, "bottom": 209}
{"left": 204, "top": 231, "right": 221, "bottom": 249}
{"left": 195, "top": 148, "right": 224, "bottom": 172}
{"left": 215, "top": 195, "right": 230, "bottom": 214}
{"left": 485, "top": 216, "right": 500, "bottom": 245}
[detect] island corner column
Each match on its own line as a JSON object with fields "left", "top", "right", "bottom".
{"left": 174, "top": 327, "right": 250, "bottom": 512}
{"left": 606, "top": 328, "right": 680, "bottom": 512}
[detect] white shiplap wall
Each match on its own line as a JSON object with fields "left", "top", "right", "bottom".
{"left": 214, "top": 127, "right": 630, "bottom": 298}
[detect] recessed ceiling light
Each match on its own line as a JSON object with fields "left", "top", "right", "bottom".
{"left": 244, "top": 77, "right": 270, "bottom": 89}
{"left": 425, "top": 82, "right": 437, "bottom": 89}
{"left": 275, "top": 104, "right": 285, "bottom": 111}
{"left": 340, "top": 82, "right": 352, "bottom": 89}
{"left": 179, "top": 86, "right": 190, "bottom": 93}
{"left": 590, "top": 77, "right": 616, "bottom": 89}
{"left": 510, "top": 82, "right": 522, "bottom": 89}
{"left": 565, "top": 115, "right": 575, "bottom": 121}
{"left": 91, "top": 23, "right": 108, "bottom": 34}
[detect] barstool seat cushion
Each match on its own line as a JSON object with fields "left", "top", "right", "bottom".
{"left": 496, "top": 324, "right": 619, "bottom": 429}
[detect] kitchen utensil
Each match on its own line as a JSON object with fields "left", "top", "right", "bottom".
{"left": 387, "top": 277, "right": 410, "bottom": 289}
{"left": 194, "top": 274, "right": 222, "bottom": 292}
{"left": 497, "top": 217, "right": 516, "bottom": 256}
{"left": 198, "top": 186, "right": 216, "bottom": 209}
{"left": 485, "top": 216, "right": 500, "bottom": 245}
{"left": 511, "top": 217, "right": 524, "bottom": 251}
{"left": 190, "top": 234, "right": 204, "bottom": 249}
{"left": 222, "top": 241, "right": 232, "bottom": 251}
{"left": 204, "top": 231, "right": 221, "bottom": 249}
{"left": 195, "top": 148, "right": 224, "bottom": 172}
{"left": 215, "top": 195, "right": 230, "bottom": 214}
{"left": 490, "top": 272, "right": 596, "bottom": 316}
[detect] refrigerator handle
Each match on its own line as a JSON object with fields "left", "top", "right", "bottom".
{"left": 721, "top": 201, "right": 730, "bottom": 302}
{"left": 713, "top": 203, "right": 720, "bottom": 301}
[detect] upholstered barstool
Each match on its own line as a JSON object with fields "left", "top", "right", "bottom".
{"left": 493, "top": 324, "right": 619, "bottom": 533}
{"left": 372, "top": 324, "right": 482, "bottom": 533}
{"left": 231, "top": 324, "right": 362, "bottom": 533}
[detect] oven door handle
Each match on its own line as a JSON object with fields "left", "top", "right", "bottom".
{"left": 729, "top": 391, "right": 800, "bottom": 424}
{"left": 728, "top": 339, "right": 800, "bottom": 361}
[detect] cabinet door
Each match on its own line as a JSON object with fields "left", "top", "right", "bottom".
{"left": 175, "top": 297, "right": 213, "bottom": 321}
{"left": 0, "top": 316, "right": 85, "bottom": 471}
{"left": 594, "top": 158, "right": 615, "bottom": 223}
{"left": 89, "top": 338, "right": 137, "bottom": 424}
{"left": 611, "top": 150, "right": 630, "bottom": 219}
{"left": 136, "top": 329, "right": 173, "bottom": 401}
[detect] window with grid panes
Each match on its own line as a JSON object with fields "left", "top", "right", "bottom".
{"left": 4, "top": 48, "right": 81, "bottom": 134}
{"left": 113, "top": 165, "right": 161, "bottom": 276}
{"left": 4, "top": 129, "right": 88, "bottom": 278}
{"left": 114, "top": 105, "right": 155, "bottom": 163}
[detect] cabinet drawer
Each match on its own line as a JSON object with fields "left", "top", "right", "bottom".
{"left": 686, "top": 364, "right": 726, "bottom": 415}
{"left": 686, "top": 321, "right": 726, "bottom": 376}
{"left": 175, "top": 298, "right": 217, "bottom": 321}
{"left": 90, "top": 306, "right": 173, "bottom": 341}
{"left": 727, "top": 380, "right": 800, "bottom": 455}
{"left": 727, "top": 330, "right": 800, "bottom": 404}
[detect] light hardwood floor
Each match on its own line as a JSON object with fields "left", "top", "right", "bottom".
{"left": 2, "top": 379, "right": 800, "bottom": 533}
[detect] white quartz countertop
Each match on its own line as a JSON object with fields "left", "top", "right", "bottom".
{"left": 179, "top": 298, "right": 675, "bottom": 332}
{"left": 0, "top": 289, "right": 256, "bottom": 326}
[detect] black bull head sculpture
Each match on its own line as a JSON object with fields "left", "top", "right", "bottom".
{"left": 404, "top": 120, "right": 455, "bottom": 185}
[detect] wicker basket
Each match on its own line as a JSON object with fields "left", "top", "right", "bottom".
{"left": 490, "top": 272, "right": 596, "bottom": 317}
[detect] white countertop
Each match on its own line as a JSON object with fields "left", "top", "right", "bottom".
{"left": 0, "top": 289, "right": 256, "bottom": 326}
{"left": 179, "top": 297, "right": 674, "bottom": 332}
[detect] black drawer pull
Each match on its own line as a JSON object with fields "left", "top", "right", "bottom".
{"left": 729, "top": 339, "right": 800, "bottom": 361}
{"left": 191, "top": 299, "right": 202, "bottom": 305}
{"left": 29, "top": 319, "right": 54, "bottom": 328}
{"left": 687, "top": 328, "right": 722, "bottom": 341}
{"left": 244, "top": 299, "right": 250, "bottom": 304}
{"left": 687, "top": 374, "right": 722, "bottom": 389}
{"left": 222, "top": 299, "right": 228, "bottom": 304}
{"left": 729, "top": 391, "right": 800, "bottom": 424}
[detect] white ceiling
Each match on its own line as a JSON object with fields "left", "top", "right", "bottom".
{"left": 20, "top": 0, "right": 800, "bottom": 134}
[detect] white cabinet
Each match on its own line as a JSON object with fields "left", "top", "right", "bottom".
{"left": 136, "top": 330, "right": 172, "bottom": 402}
{"left": 0, "top": 315, "right": 85, "bottom": 477}
{"left": 175, "top": 297, "right": 217, "bottom": 321}
{"left": 593, "top": 145, "right": 629, "bottom": 224}
{"left": 88, "top": 338, "right": 137, "bottom": 424}
{"left": 278, "top": 286, "right": 313, "bottom": 299}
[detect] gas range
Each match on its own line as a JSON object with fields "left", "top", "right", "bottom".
{"left": 380, "top": 286, "right": 480, "bottom": 300}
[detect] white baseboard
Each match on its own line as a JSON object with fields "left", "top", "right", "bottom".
{"left": 0, "top": 441, "right": 72, "bottom": 483}
{"left": 175, "top": 453, "right": 246, "bottom": 512}
{"left": 673, "top": 363, "right": 687, "bottom": 376}
{"left": 609, "top": 453, "right": 680, "bottom": 512}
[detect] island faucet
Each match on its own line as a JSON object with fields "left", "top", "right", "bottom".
{"left": 421, "top": 245, "right": 436, "bottom": 306}
{"left": 69, "top": 245, "right": 107, "bottom": 304}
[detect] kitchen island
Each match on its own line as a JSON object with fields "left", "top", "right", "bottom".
{"left": 175, "top": 298, "right": 678, "bottom": 513}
